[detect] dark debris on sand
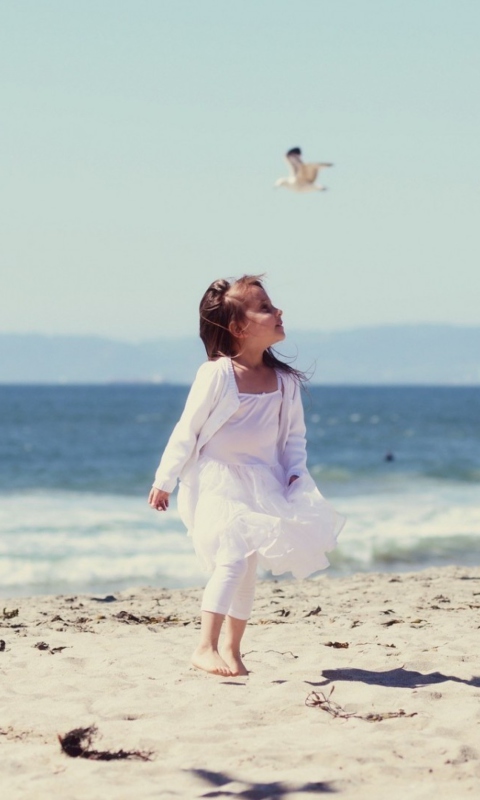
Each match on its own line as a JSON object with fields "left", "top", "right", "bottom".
{"left": 58, "top": 725, "right": 153, "bottom": 761}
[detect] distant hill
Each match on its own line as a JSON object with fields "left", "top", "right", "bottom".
{"left": 0, "top": 325, "right": 479, "bottom": 384}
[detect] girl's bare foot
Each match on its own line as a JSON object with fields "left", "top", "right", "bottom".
{"left": 191, "top": 645, "right": 232, "bottom": 676}
{"left": 221, "top": 647, "right": 249, "bottom": 676}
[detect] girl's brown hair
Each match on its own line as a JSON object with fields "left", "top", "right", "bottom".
{"left": 199, "top": 274, "right": 307, "bottom": 383}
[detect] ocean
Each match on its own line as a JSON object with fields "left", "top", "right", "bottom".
{"left": 1, "top": 384, "right": 480, "bottom": 597}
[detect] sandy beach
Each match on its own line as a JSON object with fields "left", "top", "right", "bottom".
{"left": 1, "top": 565, "right": 480, "bottom": 799}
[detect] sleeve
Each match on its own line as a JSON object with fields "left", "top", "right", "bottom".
{"left": 152, "top": 361, "right": 221, "bottom": 493}
{"left": 282, "top": 380, "right": 308, "bottom": 482}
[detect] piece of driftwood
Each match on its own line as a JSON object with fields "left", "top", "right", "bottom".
{"left": 305, "top": 687, "right": 417, "bottom": 722}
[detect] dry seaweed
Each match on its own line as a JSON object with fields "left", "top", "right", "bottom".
{"left": 264, "top": 649, "right": 298, "bottom": 659}
{"left": 2, "top": 608, "right": 19, "bottom": 620}
{"left": 0, "top": 640, "right": 6, "bottom": 651}
{"left": 114, "top": 610, "right": 179, "bottom": 625}
{"left": 361, "top": 710, "right": 417, "bottom": 721}
{"left": 34, "top": 641, "right": 67, "bottom": 654}
{"left": 324, "top": 641, "right": 349, "bottom": 649}
{"left": 304, "top": 606, "right": 322, "bottom": 617}
{"left": 305, "top": 687, "right": 417, "bottom": 722}
{"left": 58, "top": 725, "right": 153, "bottom": 761}
{"left": 91, "top": 595, "right": 117, "bottom": 603}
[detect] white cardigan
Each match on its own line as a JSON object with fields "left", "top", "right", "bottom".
{"left": 153, "top": 356, "right": 308, "bottom": 494}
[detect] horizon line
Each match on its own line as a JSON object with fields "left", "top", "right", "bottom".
{"left": 1, "top": 321, "right": 479, "bottom": 343}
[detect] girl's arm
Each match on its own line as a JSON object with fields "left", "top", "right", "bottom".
{"left": 151, "top": 361, "right": 222, "bottom": 494}
{"left": 283, "top": 380, "right": 308, "bottom": 483}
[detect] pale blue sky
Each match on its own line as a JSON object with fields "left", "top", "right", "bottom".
{"left": 1, "top": 0, "right": 479, "bottom": 340}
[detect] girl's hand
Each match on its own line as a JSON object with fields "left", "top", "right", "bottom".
{"left": 148, "top": 487, "right": 170, "bottom": 511}
{"left": 288, "top": 475, "right": 299, "bottom": 486}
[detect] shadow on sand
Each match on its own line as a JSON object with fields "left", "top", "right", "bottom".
{"left": 189, "top": 768, "right": 338, "bottom": 798}
{"left": 307, "top": 666, "right": 480, "bottom": 689}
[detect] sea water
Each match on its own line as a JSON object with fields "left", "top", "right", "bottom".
{"left": 1, "top": 384, "right": 479, "bottom": 597}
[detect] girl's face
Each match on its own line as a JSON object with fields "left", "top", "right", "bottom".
{"left": 238, "top": 285, "right": 285, "bottom": 348}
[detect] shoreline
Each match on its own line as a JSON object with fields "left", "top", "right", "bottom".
{"left": 5, "top": 554, "right": 480, "bottom": 601}
{"left": 2, "top": 565, "right": 480, "bottom": 798}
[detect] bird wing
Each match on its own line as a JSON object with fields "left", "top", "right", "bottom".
{"left": 285, "top": 147, "right": 303, "bottom": 176}
{"left": 298, "top": 162, "right": 333, "bottom": 184}
{"left": 297, "top": 163, "right": 320, "bottom": 183}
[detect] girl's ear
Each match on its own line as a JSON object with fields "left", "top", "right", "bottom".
{"left": 229, "top": 320, "right": 246, "bottom": 338}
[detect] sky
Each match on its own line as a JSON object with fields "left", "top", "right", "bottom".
{"left": 1, "top": 0, "right": 479, "bottom": 341}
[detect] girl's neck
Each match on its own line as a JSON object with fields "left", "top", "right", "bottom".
{"left": 232, "top": 352, "right": 265, "bottom": 370}
{"left": 230, "top": 349, "right": 277, "bottom": 394}
{"left": 231, "top": 337, "right": 268, "bottom": 370}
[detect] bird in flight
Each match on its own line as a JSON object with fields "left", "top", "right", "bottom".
{"left": 275, "top": 147, "right": 333, "bottom": 192}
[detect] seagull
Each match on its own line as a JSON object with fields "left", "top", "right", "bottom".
{"left": 275, "top": 147, "right": 333, "bottom": 192}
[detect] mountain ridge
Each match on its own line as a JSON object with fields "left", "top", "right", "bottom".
{"left": 0, "top": 325, "right": 479, "bottom": 385}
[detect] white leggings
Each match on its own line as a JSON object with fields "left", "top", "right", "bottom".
{"left": 201, "top": 553, "right": 258, "bottom": 621}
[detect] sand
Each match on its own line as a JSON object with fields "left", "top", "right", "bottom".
{"left": 1, "top": 565, "right": 480, "bottom": 799}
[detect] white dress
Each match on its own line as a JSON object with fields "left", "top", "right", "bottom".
{"left": 189, "top": 378, "right": 345, "bottom": 579}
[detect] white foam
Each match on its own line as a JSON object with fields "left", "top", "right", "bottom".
{"left": 331, "top": 480, "right": 480, "bottom": 570}
{"left": 0, "top": 490, "right": 204, "bottom": 595}
{"left": 1, "top": 480, "right": 480, "bottom": 594}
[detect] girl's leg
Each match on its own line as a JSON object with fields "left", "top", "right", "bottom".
{"left": 191, "top": 611, "right": 231, "bottom": 677}
{"left": 222, "top": 616, "right": 248, "bottom": 676}
{"left": 192, "top": 558, "right": 250, "bottom": 676}
{"left": 222, "top": 553, "right": 258, "bottom": 676}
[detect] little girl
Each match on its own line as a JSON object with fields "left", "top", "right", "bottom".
{"left": 148, "top": 275, "right": 345, "bottom": 677}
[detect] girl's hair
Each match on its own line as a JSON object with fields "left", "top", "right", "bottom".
{"left": 199, "top": 274, "right": 307, "bottom": 383}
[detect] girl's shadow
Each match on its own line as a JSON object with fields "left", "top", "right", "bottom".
{"left": 307, "top": 666, "right": 480, "bottom": 689}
